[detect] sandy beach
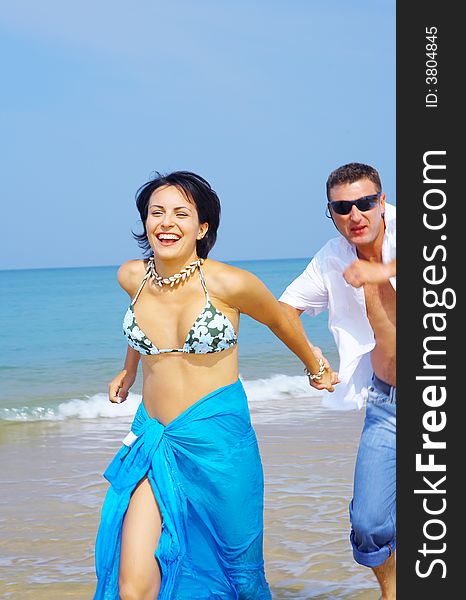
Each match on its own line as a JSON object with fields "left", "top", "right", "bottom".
{"left": 0, "top": 395, "right": 379, "bottom": 599}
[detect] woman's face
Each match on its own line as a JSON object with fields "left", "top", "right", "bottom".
{"left": 145, "top": 185, "right": 208, "bottom": 261}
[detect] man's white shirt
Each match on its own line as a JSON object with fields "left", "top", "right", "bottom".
{"left": 279, "top": 203, "right": 396, "bottom": 409}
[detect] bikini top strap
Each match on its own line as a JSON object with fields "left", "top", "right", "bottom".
{"left": 198, "top": 268, "right": 210, "bottom": 301}
{"left": 130, "top": 268, "right": 151, "bottom": 306}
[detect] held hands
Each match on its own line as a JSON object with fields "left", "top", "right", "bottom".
{"left": 108, "top": 369, "right": 136, "bottom": 404}
{"left": 314, "top": 368, "right": 338, "bottom": 393}
{"left": 343, "top": 259, "right": 394, "bottom": 288}
{"left": 307, "top": 346, "right": 340, "bottom": 393}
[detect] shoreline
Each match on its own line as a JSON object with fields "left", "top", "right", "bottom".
{"left": 0, "top": 397, "right": 378, "bottom": 599}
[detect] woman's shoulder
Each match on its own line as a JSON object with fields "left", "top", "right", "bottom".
{"left": 117, "top": 259, "right": 147, "bottom": 295}
{"left": 203, "top": 259, "right": 258, "bottom": 296}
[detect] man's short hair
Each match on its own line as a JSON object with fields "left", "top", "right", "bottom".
{"left": 326, "top": 163, "right": 382, "bottom": 199}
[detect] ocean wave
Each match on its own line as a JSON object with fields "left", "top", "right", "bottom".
{"left": 0, "top": 374, "right": 323, "bottom": 422}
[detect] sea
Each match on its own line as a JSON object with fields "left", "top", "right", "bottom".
{"left": 0, "top": 259, "right": 378, "bottom": 599}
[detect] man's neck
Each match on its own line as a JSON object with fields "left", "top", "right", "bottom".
{"left": 356, "top": 246, "right": 382, "bottom": 262}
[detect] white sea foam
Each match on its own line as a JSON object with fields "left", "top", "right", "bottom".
{"left": 242, "top": 373, "right": 321, "bottom": 402}
{"left": 0, "top": 374, "right": 323, "bottom": 422}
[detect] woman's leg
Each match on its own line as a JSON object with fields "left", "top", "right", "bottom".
{"left": 119, "top": 477, "right": 163, "bottom": 600}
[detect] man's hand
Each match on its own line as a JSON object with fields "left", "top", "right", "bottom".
{"left": 108, "top": 369, "right": 136, "bottom": 404}
{"left": 343, "top": 259, "right": 396, "bottom": 288}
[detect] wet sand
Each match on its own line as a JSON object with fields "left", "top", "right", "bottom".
{"left": 0, "top": 398, "right": 379, "bottom": 599}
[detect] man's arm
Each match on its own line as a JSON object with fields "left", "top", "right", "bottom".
{"left": 343, "top": 259, "right": 396, "bottom": 288}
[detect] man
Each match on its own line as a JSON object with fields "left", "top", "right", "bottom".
{"left": 279, "top": 163, "right": 396, "bottom": 599}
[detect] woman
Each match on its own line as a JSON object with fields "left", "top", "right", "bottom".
{"left": 94, "top": 171, "right": 336, "bottom": 600}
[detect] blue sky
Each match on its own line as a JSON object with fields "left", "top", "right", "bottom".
{"left": 0, "top": 0, "right": 395, "bottom": 270}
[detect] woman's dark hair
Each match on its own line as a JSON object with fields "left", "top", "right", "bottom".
{"left": 133, "top": 171, "right": 221, "bottom": 259}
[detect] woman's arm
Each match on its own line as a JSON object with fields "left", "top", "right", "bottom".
{"left": 108, "top": 260, "right": 144, "bottom": 403}
{"left": 279, "top": 301, "right": 339, "bottom": 391}
{"left": 108, "top": 346, "right": 140, "bottom": 403}
{"left": 224, "top": 267, "right": 336, "bottom": 392}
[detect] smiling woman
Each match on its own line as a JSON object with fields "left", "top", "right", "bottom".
{"left": 93, "top": 171, "right": 337, "bottom": 600}
{"left": 133, "top": 172, "right": 220, "bottom": 260}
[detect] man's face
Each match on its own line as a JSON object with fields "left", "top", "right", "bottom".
{"left": 328, "top": 178, "right": 386, "bottom": 249}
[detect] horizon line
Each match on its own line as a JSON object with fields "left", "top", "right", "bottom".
{"left": 0, "top": 256, "right": 312, "bottom": 273}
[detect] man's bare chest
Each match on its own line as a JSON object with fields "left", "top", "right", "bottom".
{"left": 363, "top": 281, "right": 396, "bottom": 328}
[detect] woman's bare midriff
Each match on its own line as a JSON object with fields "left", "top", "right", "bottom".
{"left": 140, "top": 346, "right": 239, "bottom": 425}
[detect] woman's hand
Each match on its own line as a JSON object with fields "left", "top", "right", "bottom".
{"left": 108, "top": 369, "right": 136, "bottom": 404}
{"left": 109, "top": 346, "right": 140, "bottom": 403}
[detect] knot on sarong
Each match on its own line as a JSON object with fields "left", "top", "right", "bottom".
{"left": 104, "top": 415, "right": 165, "bottom": 493}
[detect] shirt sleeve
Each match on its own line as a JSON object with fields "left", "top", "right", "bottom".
{"left": 279, "top": 257, "right": 329, "bottom": 316}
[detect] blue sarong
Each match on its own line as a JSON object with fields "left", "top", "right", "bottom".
{"left": 94, "top": 379, "right": 271, "bottom": 599}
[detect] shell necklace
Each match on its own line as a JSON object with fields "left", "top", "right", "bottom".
{"left": 147, "top": 256, "right": 204, "bottom": 287}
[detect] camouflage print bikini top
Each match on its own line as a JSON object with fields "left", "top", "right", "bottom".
{"left": 123, "top": 267, "right": 238, "bottom": 355}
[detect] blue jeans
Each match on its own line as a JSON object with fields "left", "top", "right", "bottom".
{"left": 349, "top": 375, "right": 396, "bottom": 568}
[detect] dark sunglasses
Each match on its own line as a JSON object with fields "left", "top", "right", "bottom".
{"left": 326, "top": 193, "right": 381, "bottom": 217}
